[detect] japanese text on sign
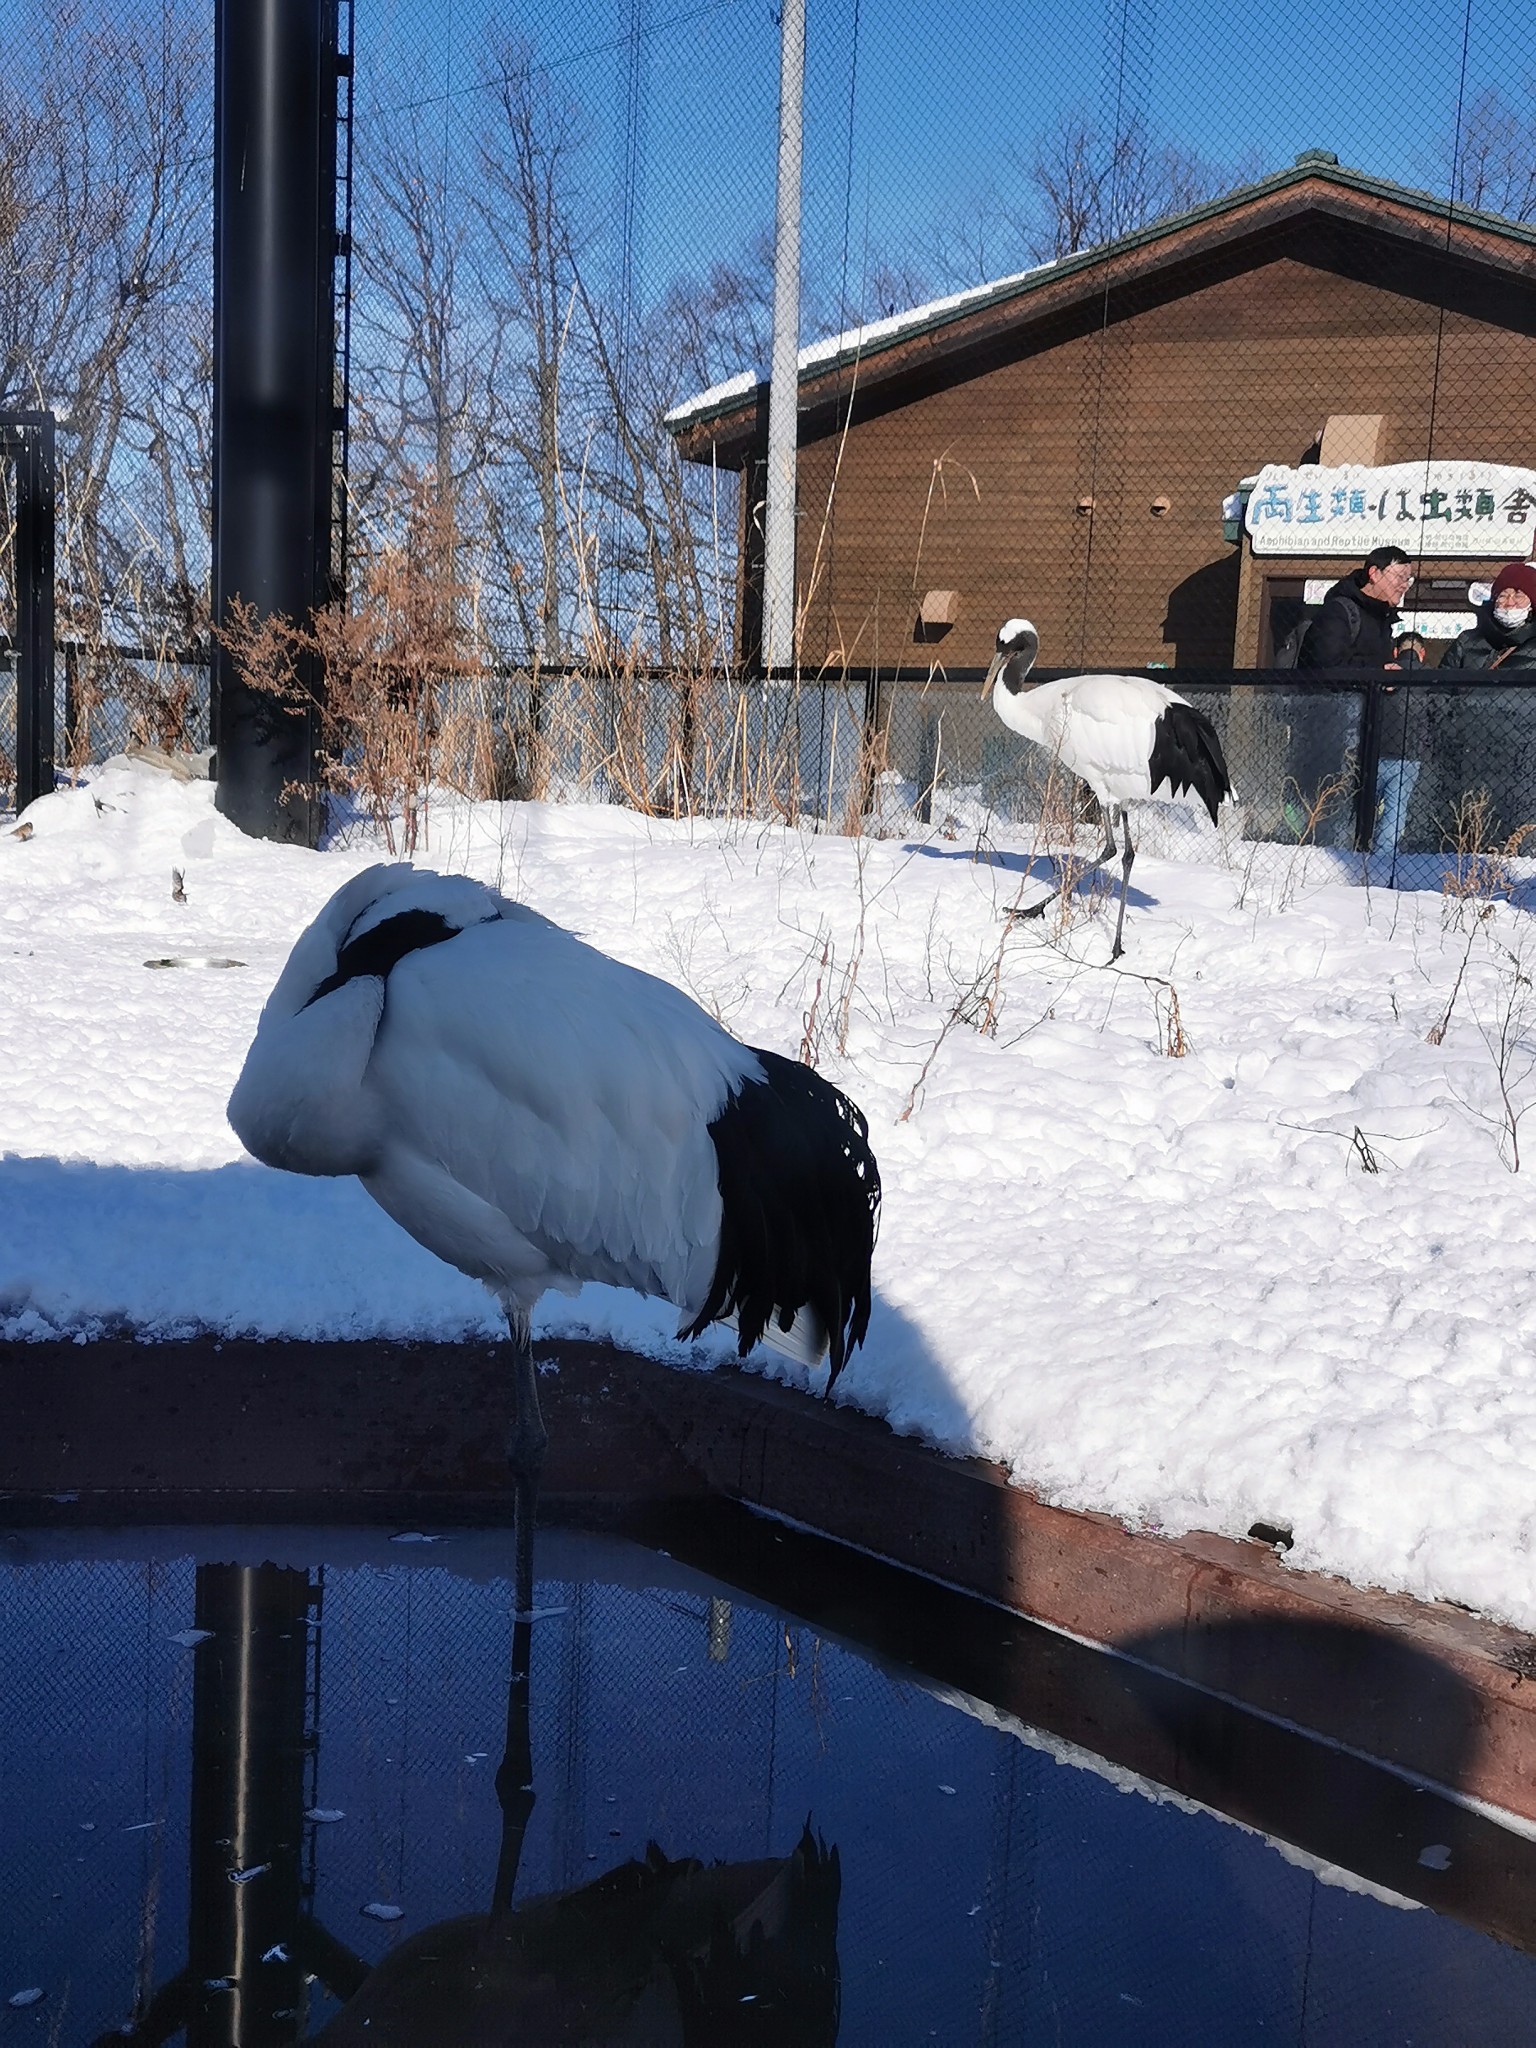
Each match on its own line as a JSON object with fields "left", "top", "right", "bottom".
{"left": 1244, "top": 461, "right": 1536, "bottom": 557}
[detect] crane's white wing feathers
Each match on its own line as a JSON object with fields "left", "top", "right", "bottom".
{"left": 229, "top": 976, "right": 388, "bottom": 1177}
{"left": 254, "top": 864, "right": 420, "bottom": 1024}
{"left": 995, "top": 672, "right": 1202, "bottom": 807}
{"left": 360, "top": 912, "right": 760, "bottom": 1315}
{"left": 228, "top": 863, "right": 834, "bottom": 1334}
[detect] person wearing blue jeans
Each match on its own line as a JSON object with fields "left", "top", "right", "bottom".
{"left": 1375, "top": 750, "right": 1421, "bottom": 851}
{"left": 1374, "top": 632, "right": 1426, "bottom": 853}
{"left": 1292, "top": 547, "right": 1416, "bottom": 847}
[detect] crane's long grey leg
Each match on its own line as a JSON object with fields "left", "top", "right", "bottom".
{"left": 504, "top": 1306, "right": 547, "bottom": 1625}
{"left": 490, "top": 1608, "right": 535, "bottom": 1916}
{"left": 1097, "top": 803, "right": 1119, "bottom": 869}
{"left": 1010, "top": 801, "right": 1118, "bottom": 922}
{"left": 492, "top": 1308, "right": 545, "bottom": 1917}
{"left": 1110, "top": 807, "right": 1136, "bottom": 961}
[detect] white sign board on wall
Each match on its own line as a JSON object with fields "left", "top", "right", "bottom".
{"left": 1300, "top": 581, "right": 1476, "bottom": 636}
{"left": 1245, "top": 461, "right": 1536, "bottom": 557}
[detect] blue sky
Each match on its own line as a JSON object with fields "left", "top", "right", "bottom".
{"left": 356, "top": 0, "right": 1510, "bottom": 344}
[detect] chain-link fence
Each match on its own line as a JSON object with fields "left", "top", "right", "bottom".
{"left": 7, "top": 1533, "right": 1536, "bottom": 2041}
{"left": 879, "top": 669, "right": 1536, "bottom": 891}
{"left": 3, "top": 0, "right": 1535, "bottom": 876}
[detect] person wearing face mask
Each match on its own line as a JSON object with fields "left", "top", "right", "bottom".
{"left": 1438, "top": 562, "right": 1536, "bottom": 672}
{"left": 1423, "top": 561, "right": 1536, "bottom": 849}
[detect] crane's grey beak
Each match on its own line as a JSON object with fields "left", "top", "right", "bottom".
{"left": 982, "top": 650, "right": 1005, "bottom": 699}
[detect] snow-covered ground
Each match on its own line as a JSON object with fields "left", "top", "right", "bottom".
{"left": 7, "top": 756, "right": 1536, "bottom": 1633}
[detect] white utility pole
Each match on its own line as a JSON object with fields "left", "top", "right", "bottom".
{"left": 762, "top": 0, "right": 804, "bottom": 676}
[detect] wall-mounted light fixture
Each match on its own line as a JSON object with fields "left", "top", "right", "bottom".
{"left": 914, "top": 588, "right": 959, "bottom": 643}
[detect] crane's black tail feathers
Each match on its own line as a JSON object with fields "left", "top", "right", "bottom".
{"left": 669, "top": 1823, "right": 841, "bottom": 2045}
{"left": 1148, "top": 700, "right": 1232, "bottom": 826}
{"left": 684, "top": 1050, "right": 881, "bottom": 1391}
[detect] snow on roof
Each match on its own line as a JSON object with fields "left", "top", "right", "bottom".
{"left": 666, "top": 155, "right": 1536, "bottom": 435}
{"left": 663, "top": 258, "right": 1057, "bottom": 429}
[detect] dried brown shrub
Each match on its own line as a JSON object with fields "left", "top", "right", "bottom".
{"left": 219, "top": 483, "right": 481, "bottom": 853}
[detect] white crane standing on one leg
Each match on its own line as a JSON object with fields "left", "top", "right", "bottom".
{"left": 227, "top": 865, "right": 882, "bottom": 1614}
{"left": 984, "top": 618, "right": 1232, "bottom": 960}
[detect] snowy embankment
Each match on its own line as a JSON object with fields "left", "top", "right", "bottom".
{"left": 5, "top": 757, "right": 1536, "bottom": 1630}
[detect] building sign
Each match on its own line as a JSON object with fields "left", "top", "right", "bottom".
{"left": 1245, "top": 461, "right": 1536, "bottom": 557}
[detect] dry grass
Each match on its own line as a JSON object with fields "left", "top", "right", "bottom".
{"left": 219, "top": 482, "right": 485, "bottom": 854}
{"left": 1439, "top": 788, "right": 1536, "bottom": 923}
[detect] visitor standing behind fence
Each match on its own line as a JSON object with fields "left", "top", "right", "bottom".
{"left": 1287, "top": 546, "right": 1414, "bottom": 847}
{"left": 1432, "top": 562, "right": 1536, "bottom": 847}
{"left": 1298, "top": 547, "right": 1413, "bottom": 670}
{"left": 1437, "top": 563, "right": 1536, "bottom": 674}
{"left": 1393, "top": 632, "right": 1429, "bottom": 670}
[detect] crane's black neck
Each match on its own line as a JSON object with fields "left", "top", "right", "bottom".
{"left": 303, "top": 908, "right": 470, "bottom": 1008}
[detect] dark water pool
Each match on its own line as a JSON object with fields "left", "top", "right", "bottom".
{"left": 3, "top": 1508, "right": 1535, "bottom": 2044}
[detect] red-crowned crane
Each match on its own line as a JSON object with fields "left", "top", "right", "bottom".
{"left": 984, "top": 618, "right": 1232, "bottom": 960}
{"left": 227, "top": 865, "right": 881, "bottom": 1612}
{"left": 314, "top": 1825, "right": 842, "bottom": 2044}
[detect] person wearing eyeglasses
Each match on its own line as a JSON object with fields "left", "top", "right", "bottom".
{"left": 1285, "top": 547, "right": 1416, "bottom": 846}
{"left": 1296, "top": 545, "right": 1415, "bottom": 671}
{"left": 1430, "top": 562, "right": 1536, "bottom": 853}
{"left": 1437, "top": 562, "right": 1536, "bottom": 674}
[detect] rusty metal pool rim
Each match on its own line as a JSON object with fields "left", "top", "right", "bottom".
{"left": 5, "top": 1333, "right": 1536, "bottom": 1832}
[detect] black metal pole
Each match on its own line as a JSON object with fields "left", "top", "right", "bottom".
{"left": 1354, "top": 679, "right": 1384, "bottom": 853}
{"left": 211, "top": 0, "right": 339, "bottom": 845}
{"left": 8, "top": 411, "right": 55, "bottom": 813}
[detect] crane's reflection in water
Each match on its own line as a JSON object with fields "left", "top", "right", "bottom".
{"left": 5, "top": 1523, "right": 1536, "bottom": 2044}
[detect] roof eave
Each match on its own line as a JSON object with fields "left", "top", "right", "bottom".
{"left": 667, "top": 160, "right": 1536, "bottom": 464}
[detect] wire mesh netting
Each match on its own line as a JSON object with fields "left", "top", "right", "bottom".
{"left": 2, "top": 0, "right": 1536, "bottom": 885}
{"left": 6, "top": 1533, "right": 1536, "bottom": 2041}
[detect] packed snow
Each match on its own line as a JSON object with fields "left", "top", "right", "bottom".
{"left": 7, "top": 756, "right": 1536, "bottom": 1632}
{"left": 663, "top": 255, "right": 1054, "bottom": 425}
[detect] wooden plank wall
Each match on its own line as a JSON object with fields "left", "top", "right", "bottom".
{"left": 791, "top": 256, "right": 1536, "bottom": 674}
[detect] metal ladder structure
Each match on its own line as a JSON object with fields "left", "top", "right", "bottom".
{"left": 0, "top": 410, "right": 55, "bottom": 815}
{"left": 331, "top": 0, "right": 355, "bottom": 604}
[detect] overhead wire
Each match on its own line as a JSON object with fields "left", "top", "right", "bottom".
{"left": 1390, "top": 0, "right": 1477, "bottom": 884}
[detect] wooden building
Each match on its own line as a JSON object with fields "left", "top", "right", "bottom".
{"left": 666, "top": 154, "right": 1536, "bottom": 675}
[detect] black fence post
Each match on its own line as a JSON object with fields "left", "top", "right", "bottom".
{"left": 2, "top": 411, "right": 56, "bottom": 814}
{"left": 62, "top": 640, "right": 79, "bottom": 771}
{"left": 211, "top": 0, "right": 341, "bottom": 846}
{"left": 1354, "top": 678, "right": 1384, "bottom": 853}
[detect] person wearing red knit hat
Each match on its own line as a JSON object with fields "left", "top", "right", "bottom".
{"left": 1427, "top": 560, "right": 1536, "bottom": 854}
{"left": 1439, "top": 561, "right": 1536, "bottom": 672}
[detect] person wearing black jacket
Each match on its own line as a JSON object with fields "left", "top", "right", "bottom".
{"left": 1438, "top": 561, "right": 1536, "bottom": 673}
{"left": 1429, "top": 561, "right": 1536, "bottom": 843}
{"left": 1286, "top": 546, "right": 1416, "bottom": 845}
{"left": 1297, "top": 546, "right": 1414, "bottom": 670}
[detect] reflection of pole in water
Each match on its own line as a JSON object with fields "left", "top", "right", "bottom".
{"left": 187, "top": 1564, "right": 315, "bottom": 2046}
{"left": 707, "top": 1596, "right": 732, "bottom": 1663}
{"left": 98, "top": 1562, "right": 350, "bottom": 2047}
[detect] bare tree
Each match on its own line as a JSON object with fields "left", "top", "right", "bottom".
{"left": 655, "top": 232, "right": 777, "bottom": 396}
{"left": 473, "top": 36, "right": 588, "bottom": 665}
{"left": 1026, "top": 110, "right": 1225, "bottom": 259}
{"left": 931, "top": 109, "right": 1241, "bottom": 286}
{"left": 0, "top": 0, "right": 211, "bottom": 758}
{"left": 350, "top": 97, "right": 506, "bottom": 572}
{"left": 1452, "top": 88, "right": 1536, "bottom": 222}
